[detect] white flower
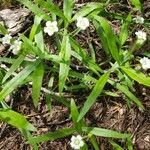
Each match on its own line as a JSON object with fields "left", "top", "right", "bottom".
{"left": 10, "top": 40, "right": 22, "bottom": 55}
{"left": 1, "top": 34, "right": 12, "bottom": 45}
{"left": 44, "top": 21, "right": 58, "bottom": 36}
{"left": 139, "top": 57, "right": 150, "bottom": 70}
{"left": 70, "top": 135, "right": 84, "bottom": 149}
{"left": 135, "top": 31, "right": 146, "bottom": 44}
{"left": 76, "top": 16, "right": 90, "bottom": 30}
{"left": 133, "top": 16, "right": 144, "bottom": 24}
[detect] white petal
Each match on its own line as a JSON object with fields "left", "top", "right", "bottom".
{"left": 76, "top": 135, "right": 82, "bottom": 140}
{"left": 44, "top": 27, "right": 49, "bottom": 33}
{"left": 52, "top": 21, "right": 57, "bottom": 26}
{"left": 46, "top": 21, "right": 52, "bottom": 27}
{"left": 47, "top": 30, "right": 54, "bottom": 36}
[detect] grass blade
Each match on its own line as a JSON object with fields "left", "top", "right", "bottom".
{"left": 32, "top": 63, "right": 44, "bottom": 107}
{"left": 59, "top": 32, "right": 71, "bottom": 93}
{"left": 2, "top": 54, "right": 26, "bottom": 83}
{"left": 92, "top": 15, "right": 121, "bottom": 63}
{"left": 71, "top": 99, "right": 83, "bottom": 132}
{"left": 63, "top": 0, "right": 74, "bottom": 20}
{"left": 78, "top": 72, "right": 110, "bottom": 121}
{"left": 0, "top": 108, "right": 36, "bottom": 131}
{"left": 29, "top": 15, "right": 44, "bottom": 41}
{"left": 119, "top": 13, "right": 132, "bottom": 46}
{"left": 83, "top": 127, "right": 130, "bottom": 139}
{"left": 29, "top": 127, "right": 75, "bottom": 144}
{"left": 129, "top": 0, "right": 142, "bottom": 11}
{"left": 17, "top": 0, "right": 51, "bottom": 20}
{"left": 35, "top": 0, "right": 67, "bottom": 21}
{"left": 116, "top": 83, "right": 144, "bottom": 109}
{"left": 72, "top": 2, "right": 103, "bottom": 22}
{"left": 0, "top": 60, "right": 40, "bottom": 101}
{"left": 122, "top": 67, "right": 150, "bottom": 87}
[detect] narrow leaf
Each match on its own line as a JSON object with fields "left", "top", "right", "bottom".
{"left": 129, "top": 0, "right": 142, "bottom": 11}
{"left": 59, "top": 33, "right": 71, "bottom": 93}
{"left": 78, "top": 72, "right": 110, "bottom": 121}
{"left": 2, "top": 54, "right": 26, "bottom": 83}
{"left": 0, "top": 109, "right": 36, "bottom": 131}
{"left": 122, "top": 67, "right": 150, "bottom": 87}
{"left": 72, "top": 3, "right": 103, "bottom": 22}
{"left": 119, "top": 14, "right": 132, "bottom": 46}
{"left": 92, "top": 15, "right": 121, "bottom": 63}
{"left": 0, "top": 60, "right": 40, "bottom": 101}
{"left": 32, "top": 63, "right": 44, "bottom": 107}
{"left": 71, "top": 99, "right": 82, "bottom": 132}
{"left": 83, "top": 127, "right": 130, "bottom": 139}
{"left": 63, "top": 0, "right": 74, "bottom": 20}
{"left": 29, "top": 127, "right": 75, "bottom": 144}
{"left": 116, "top": 83, "right": 144, "bottom": 109}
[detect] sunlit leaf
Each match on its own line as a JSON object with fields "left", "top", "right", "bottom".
{"left": 78, "top": 72, "right": 110, "bottom": 121}
{"left": 0, "top": 109, "right": 36, "bottom": 131}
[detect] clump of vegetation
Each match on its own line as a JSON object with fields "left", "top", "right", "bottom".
{"left": 0, "top": 0, "right": 149, "bottom": 149}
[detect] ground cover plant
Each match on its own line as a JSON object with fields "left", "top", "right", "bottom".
{"left": 0, "top": 0, "right": 149, "bottom": 149}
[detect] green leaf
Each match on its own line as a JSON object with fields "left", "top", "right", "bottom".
{"left": 83, "top": 127, "right": 130, "bottom": 139}
{"left": 110, "top": 141, "right": 124, "bottom": 150}
{"left": 29, "top": 15, "right": 44, "bottom": 41}
{"left": 59, "top": 32, "right": 71, "bottom": 93}
{"left": 63, "top": 0, "right": 74, "bottom": 20}
{"left": 32, "top": 63, "right": 44, "bottom": 107}
{"left": 35, "top": 28, "right": 44, "bottom": 52}
{"left": 129, "top": 0, "right": 142, "bottom": 11}
{"left": 71, "top": 99, "right": 82, "bottom": 132}
{"left": 0, "top": 57, "right": 15, "bottom": 64}
{"left": 89, "top": 135, "right": 99, "bottom": 150}
{"left": 0, "top": 60, "right": 40, "bottom": 101}
{"left": 116, "top": 83, "right": 144, "bottom": 109}
{"left": 70, "top": 36, "right": 103, "bottom": 74}
{"left": 0, "top": 109, "right": 36, "bottom": 131}
{"left": 92, "top": 15, "right": 121, "bottom": 63}
{"left": 2, "top": 54, "right": 26, "bottom": 83}
{"left": 78, "top": 72, "right": 110, "bottom": 121}
{"left": 72, "top": 2, "right": 104, "bottom": 22}
{"left": 119, "top": 14, "right": 132, "bottom": 46}
{"left": 17, "top": 0, "right": 51, "bottom": 20}
{"left": 35, "top": 0, "right": 67, "bottom": 21}
{"left": 121, "top": 67, "right": 150, "bottom": 87}
{"left": 29, "top": 127, "right": 75, "bottom": 144}
{"left": 0, "top": 24, "right": 8, "bottom": 35}
{"left": 93, "top": 20, "right": 110, "bottom": 55}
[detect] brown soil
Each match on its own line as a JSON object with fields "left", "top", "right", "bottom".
{"left": 0, "top": 0, "right": 150, "bottom": 150}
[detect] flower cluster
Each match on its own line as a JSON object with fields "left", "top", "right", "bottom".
{"left": 70, "top": 135, "right": 84, "bottom": 149}
{"left": 140, "top": 57, "right": 150, "bottom": 70}
{"left": 76, "top": 16, "right": 90, "bottom": 30}
{"left": 44, "top": 21, "right": 58, "bottom": 36}
{"left": 135, "top": 30, "right": 147, "bottom": 44}
{"left": 1, "top": 34, "right": 22, "bottom": 55}
{"left": 44, "top": 16, "right": 90, "bottom": 36}
{"left": 133, "top": 16, "right": 144, "bottom": 24}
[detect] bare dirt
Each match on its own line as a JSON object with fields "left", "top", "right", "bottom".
{"left": 0, "top": 0, "right": 150, "bottom": 150}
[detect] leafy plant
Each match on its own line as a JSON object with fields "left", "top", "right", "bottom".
{"left": 0, "top": 0, "right": 149, "bottom": 149}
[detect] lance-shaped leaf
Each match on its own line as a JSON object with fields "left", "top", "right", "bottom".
{"left": 29, "top": 127, "right": 75, "bottom": 144}
{"left": 32, "top": 63, "right": 44, "bottom": 107}
{"left": 72, "top": 2, "right": 104, "bottom": 22}
{"left": 121, "top": 67, "right": 150, "bottom": 87}
{"left": 83, "top": 127, "right": 130, "bottom": 139}
{"left": 92, "top": 15, "right": 121, "bottom": 64}
{"left": 0, "top": 109, "right": 36, "bottom": 131}
{"left": 0, "top": 60, "right": 40, "bottom": 101}
{"left": 59, "top": 32, "right": 71, "bottom": 93}
{"left": 78, "top": 72, "right": 110, "bottom": 121}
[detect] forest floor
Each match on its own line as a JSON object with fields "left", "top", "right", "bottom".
{"left": 0, "top": 0, "right": 150, "bottom": 150}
